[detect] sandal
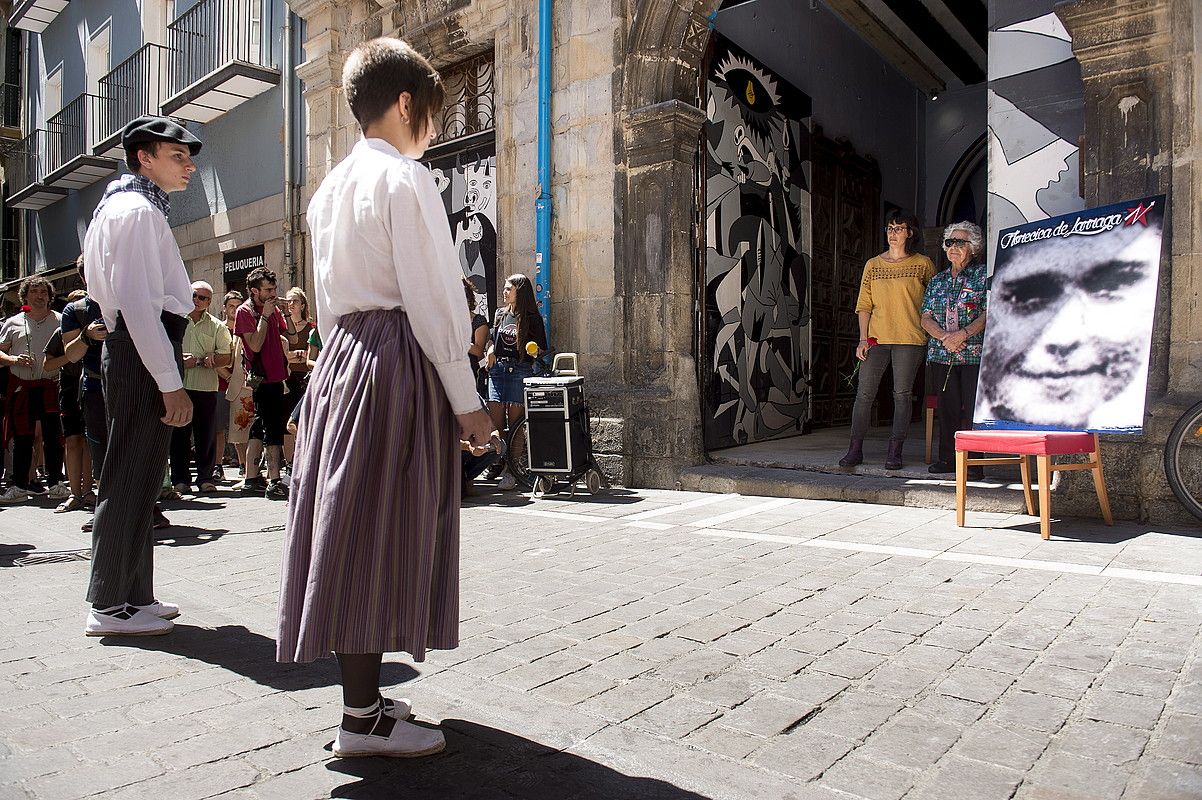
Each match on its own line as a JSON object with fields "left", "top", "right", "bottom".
{"left": 333, "top": 699, "right": 443, "bottom": 758}
{"left": 54, "top": 495, "right": 85, "bottom": 514}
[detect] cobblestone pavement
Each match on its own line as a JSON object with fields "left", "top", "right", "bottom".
{"left": 2, "top": 486, "right": 1202, "bottom": 800}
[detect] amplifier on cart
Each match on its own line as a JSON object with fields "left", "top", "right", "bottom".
{"left": 523, "top": 376, "right": 589, "bottom": 474}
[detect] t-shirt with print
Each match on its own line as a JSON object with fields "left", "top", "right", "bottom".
{"left": 234, "top": 300, "right": 288, "bottom": 384}
{"left": 921, "top": 261, "right": 988, "bottom": 365}
{"left": 492, "top": 310, "right": 547, "bottom": 364}
{"left": 60, "top": 297, "right": 104, "bottom": 393}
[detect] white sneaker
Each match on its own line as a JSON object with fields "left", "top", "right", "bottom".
{"left": 46, "top": 482, "right": 71, "bottom": 501}
{"left": 0, "top": 486, "right": 33, "bottom": 505}
{"left": 498, "top": 473, "right": 517, "bottom": 491}
{"left": 134, "top": 600, "right": 181, "bottom": 620}
{"left": 85, "top": 605, "right": 174, "bottom": 637}
{"left": 333, "top": 716, "right": 444, "bottom": 758}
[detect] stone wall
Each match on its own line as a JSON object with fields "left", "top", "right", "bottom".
{"left": 1057, "top": 0, "right": 1200, "bottom": 523}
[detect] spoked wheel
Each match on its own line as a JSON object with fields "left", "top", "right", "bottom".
{"left": 505, "top": 417, "right": 535, "bottom": 489}
{"left": 1165, "top": 400, "right": 1202, "bottom": 522}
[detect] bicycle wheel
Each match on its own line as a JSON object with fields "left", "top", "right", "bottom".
{"left": 505, "top": 416, "right": 536, "bottom": 489}
{"left": 1163, "top": 399, "right": 1202, "bottom": 522}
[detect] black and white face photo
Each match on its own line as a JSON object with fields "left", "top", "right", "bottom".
{"left": 976, "top": 221, "right": 1161, "bottom": 430}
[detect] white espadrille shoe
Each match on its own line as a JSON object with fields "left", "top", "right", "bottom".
{"left": 332, "top": 700, "right": 444, "bottom": 758}
{"left": 85, "top": 605, "right": 174, "bottom": 637}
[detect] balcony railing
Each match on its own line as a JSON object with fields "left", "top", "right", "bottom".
{"left": 44, "top": 93, "right": 118, "bottom": 191}
{"left": 95, "top": 43, "right": 171, "bottom": 157}
{"left": 10, "top": 0, "right": 69, "bottom": 33}
{"left": 5, "top": 129, "right": 68, "bottom": 210}
{"left": 163, "top": 0, "right": 279, "bottom": 123}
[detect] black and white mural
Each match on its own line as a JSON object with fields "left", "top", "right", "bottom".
{"left": 987, "top": 3, "right": 1085, "bottom": 267}
{"left": 701, "top": 35, "right": 812, "bottom": 450}
{"left": 429, "top": 153, "right": 498, "bottom": 316}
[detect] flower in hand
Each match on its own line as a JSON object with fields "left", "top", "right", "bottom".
{"left": 843, "top": 338, "right": 879, "bottom": 387}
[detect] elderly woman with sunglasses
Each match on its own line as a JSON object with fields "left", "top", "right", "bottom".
{"left": 840, "top": 211, "right": 937, "bottom": 470}
{"left": 920, "top": 221, "right": 988, "bottom": 475}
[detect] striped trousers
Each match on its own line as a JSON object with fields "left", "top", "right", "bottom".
{"left": 86, "top": 320, "right": 184, "bottom": 607}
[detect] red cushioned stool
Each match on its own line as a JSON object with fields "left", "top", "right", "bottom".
{"left": 954, "top": 430, "right": 1113, "bottom": 540}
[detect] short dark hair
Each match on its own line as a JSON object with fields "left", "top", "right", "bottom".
{"left": 885, "top": 210, "right": 923, "bottom": 255}
{"left": 18, "top": 275, "right": 53, "bottom": 304}
{"left": 246, "top": 266, "right": 277, "bottom": 291}
{"left": 342, "top": 38, "right": 445, "bottom": 137}
{"left": 124, "top": 141, "right": 161, "bottom": 173}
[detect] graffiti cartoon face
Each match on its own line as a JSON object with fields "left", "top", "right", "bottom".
{"left": 463, "top": 162, "right": 494, "bottom": 216}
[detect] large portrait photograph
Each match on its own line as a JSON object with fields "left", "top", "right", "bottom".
{"left": 974, "top": 195, "right": 1166, "bottom": 434}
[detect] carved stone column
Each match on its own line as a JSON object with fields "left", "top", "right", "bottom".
{"left": 618, "top": 99, "right": 706, "bottom": 487}
{"left": 1058, "top": 0, "right": 1198, "bottom": 521}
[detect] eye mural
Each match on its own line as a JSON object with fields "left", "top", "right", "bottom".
{"left": 701, "top": 35, "right": 813, "bottom": 450}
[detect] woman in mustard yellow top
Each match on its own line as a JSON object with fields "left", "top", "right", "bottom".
{"left": 839, "top": 211, "right": 936, "bottom": 470}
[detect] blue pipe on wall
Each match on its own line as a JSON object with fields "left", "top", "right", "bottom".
{"left": 534, "top": 0, "right": 552, "bottom": 344}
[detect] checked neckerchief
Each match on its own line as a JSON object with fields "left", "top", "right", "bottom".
{"left": 92, "top": 173, "right": 170, "bottom": 220}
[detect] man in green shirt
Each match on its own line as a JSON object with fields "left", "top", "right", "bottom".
{"left": 169, "top": 281, "right": 233, "bottom": 493}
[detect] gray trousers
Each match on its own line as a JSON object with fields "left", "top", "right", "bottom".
{"left": 86, "top": 329, "right": 182, "bottom": 607}
{"left": 849, "top": 343, "right": 925, "bottom": 441}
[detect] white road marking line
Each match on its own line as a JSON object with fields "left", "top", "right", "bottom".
{"left": 620, "top": 493, "right": 739, "bottom": 521}
{"left": 490, "top": 500, "right": 1202, "bottom": 588}
{"left": 687, "top": 498, "right": 796, "bottom": 528}
{"left": 1100, "top": 567, "right": 1202, "bottom": 586}
{"left": 493, "top": 507, "right": 603, "bottom": 523}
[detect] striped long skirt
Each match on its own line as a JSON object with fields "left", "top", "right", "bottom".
{"left": 276, "top": 309, "right": 460, "bottom": 664}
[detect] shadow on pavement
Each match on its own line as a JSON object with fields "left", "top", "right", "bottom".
{"left": 324, "top": 718, "right": 711, "bottom": 800}
{"left": 100, "top": 623, "right": 419, "bottom": 690}
{"left": 1005, "top": 520, "right": 1202, "bottom": 543}
{"left": 154, "top": 525, "right": 232, "bottom": 546}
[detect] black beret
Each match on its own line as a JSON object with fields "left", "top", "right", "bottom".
{"left": 121, "top": 115, "right": 202, "bottom": 155}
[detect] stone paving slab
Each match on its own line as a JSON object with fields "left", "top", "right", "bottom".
{"left": 1, "top": 486, "right": 1202, "bottom": 799}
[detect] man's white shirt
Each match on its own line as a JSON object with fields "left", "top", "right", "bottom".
{"left": 84, "top": 191, "right": 192, "bottom": 393}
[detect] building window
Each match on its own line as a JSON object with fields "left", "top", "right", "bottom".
{"left": 434, "top": 53, "right": 494, "bottom": 146}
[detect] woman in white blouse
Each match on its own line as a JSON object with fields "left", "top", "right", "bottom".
{"left": 275, "top": 38, "right": 492, "bottom": 759}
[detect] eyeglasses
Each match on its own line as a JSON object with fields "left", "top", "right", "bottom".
{"left": 943, "top": 238, "right": 971, "bottom": 249}
{"left": 193, "top": 293, "right": 212, "bottom": 302}
{"left": 885, "top": 225, "right": 909, "bottom": 234}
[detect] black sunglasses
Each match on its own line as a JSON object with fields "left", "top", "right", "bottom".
{"left": 943, "top": 238, "right": 971, "bottom": 248}
{"left": 193, "top": 293, "right": 212, "bottom": 301}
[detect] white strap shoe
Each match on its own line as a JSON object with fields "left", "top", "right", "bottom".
{"left": 85, "top": 605, "right": 174, "bottom": 637}
{"left": 333, "top": 699, "right": 444, "bottom": 758}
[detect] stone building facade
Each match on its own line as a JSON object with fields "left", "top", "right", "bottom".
{"left": 288, "top": 0, "right": 1200, "bottom": 522}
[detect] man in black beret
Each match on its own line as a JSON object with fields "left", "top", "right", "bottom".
{"left": 82, "top": 116, "right": 202, "bottom": 637}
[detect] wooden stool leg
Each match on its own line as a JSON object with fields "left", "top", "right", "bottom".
{"left": 1091, "top": 433, "right": 1113, "bottom": 526}
{"left": 1036, "top": 455, "right": 1052, "bottom": 540}
{"left": 1018, "top": 455, "right": 1035, "bottom": 516}
{"left": 955, "top": 449, "right": 968, "bottom": 527}
{"left": 926, "top": 407, "right": 935, "bottom": 464}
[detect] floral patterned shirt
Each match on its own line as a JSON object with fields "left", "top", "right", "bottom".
{"left": 921, "top": 261, "right": 988, "bottom": 365}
